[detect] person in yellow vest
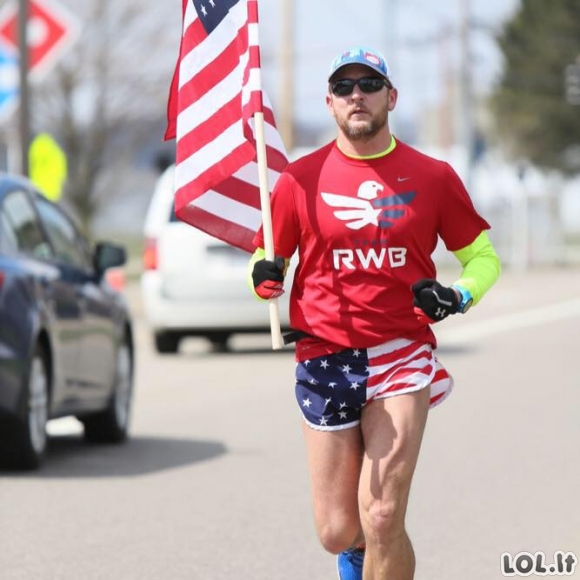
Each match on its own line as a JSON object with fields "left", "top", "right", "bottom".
{"left": 29, "top": 132, "right": 67, "bottom": 202}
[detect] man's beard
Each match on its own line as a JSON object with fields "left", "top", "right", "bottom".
{"left": 338, "top": 105, "right": 388, "bottom": 142}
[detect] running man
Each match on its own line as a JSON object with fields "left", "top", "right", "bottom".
{"left": 249, "top": 46, "right": 500, "bottom": 579}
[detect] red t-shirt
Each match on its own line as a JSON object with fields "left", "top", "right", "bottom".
{"left": 253, "top": 140, "right": 490, "bottom": 361}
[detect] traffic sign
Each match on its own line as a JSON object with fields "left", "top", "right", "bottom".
{"left": 0, "top": 0, "right": 80, "bottom": 80}
{"left": 0, "top": 44, "right": 18, "bottom": 121}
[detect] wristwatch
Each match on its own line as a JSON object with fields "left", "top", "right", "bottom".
{"left": 452, "top": 285, "right": 473, "bottom": 314}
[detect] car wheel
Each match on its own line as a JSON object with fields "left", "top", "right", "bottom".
{"left": 209, "top": 333, "right": 231, "bottom": 353}
{"left": 154, "top": 331, "right": 180, "bottom": 354}
{"left": 2, "top": 344, "right": 50, "bottom": 470}
{"left": 82, "top": 338, "right": 133, "bottom": 444}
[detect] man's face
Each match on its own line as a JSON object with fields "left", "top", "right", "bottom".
{"left": 326, "top": 64, "right": 397, "bottom": 142}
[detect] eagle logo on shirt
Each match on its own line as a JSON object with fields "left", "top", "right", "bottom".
{"left": 321, "top": 181, "right": 416, "bottom": 230}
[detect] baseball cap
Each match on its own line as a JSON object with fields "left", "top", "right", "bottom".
{"left": 328, "top": 46, "right": 392, "bottom": 84}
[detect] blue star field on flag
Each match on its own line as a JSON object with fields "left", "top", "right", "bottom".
{"left": 191, "top": 0, "right": 240, "bottom": 33}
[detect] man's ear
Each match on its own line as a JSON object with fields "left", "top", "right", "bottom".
{"left": 388, "top": 87, "right": 398, "bottom": 112}
{"left": 326, "top": 94, "right": 336, "bottom": 117}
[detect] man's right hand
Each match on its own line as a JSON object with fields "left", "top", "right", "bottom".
{"left": 251, "top": 257, "right": 286, "bottom": 299}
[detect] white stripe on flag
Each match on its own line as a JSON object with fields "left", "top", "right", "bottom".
{"left": 242, "top": 68, "right": 264, "bottom": 102}
{"left": 191, "top": 189, "right": 263, "bottom": 231}
{"left": 232, "top": 162, "right": 281, "bottom": 191}
{"left": 248, "top": 22, "right": 259, "bottom": 45}
{"left": 182, "top": 0, "right": 197, "bottom": 30}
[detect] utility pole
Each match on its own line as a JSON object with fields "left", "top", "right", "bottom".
{"left": 383, "top": 0, "right": 399, "bottom": 134}
{"left": 438, "top": 27, "right": 454, "bottom": 152}
{"left": 278, "top": 0, "right": 294, "bottom": 152}
{"left": 459, "top": 0, "right": 474, "bottom": 189}
{"left": 18, "top": 0, "right": 30, "bottom": 177}
{"left": 382, "top": 0, "right": 398, "bottom": 70}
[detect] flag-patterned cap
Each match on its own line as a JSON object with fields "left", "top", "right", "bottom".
{"left": 328, "top": 46, "right": 392, "bottom": 83}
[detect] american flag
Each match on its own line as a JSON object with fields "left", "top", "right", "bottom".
{"left": 165, "top": 0, "right": 288, "bottom": 252}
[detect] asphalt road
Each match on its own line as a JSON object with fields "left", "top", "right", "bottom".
{"left": 1, "top": 267, "right": 579, "bottom": 580}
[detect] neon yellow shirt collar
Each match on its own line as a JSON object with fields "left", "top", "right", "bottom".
{"left": 337, "top": 135, "right": 397, "bottom": 160}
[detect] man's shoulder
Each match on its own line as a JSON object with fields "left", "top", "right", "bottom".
{"left": 286, "top": 142, "right": 336, "bottom": 176}
{"left": 395, "top": 139, "right": 448, "bottom": 170}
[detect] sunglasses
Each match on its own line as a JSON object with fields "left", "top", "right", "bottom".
{"left": 330, "top": 77, "right": 392, "bottom": 97}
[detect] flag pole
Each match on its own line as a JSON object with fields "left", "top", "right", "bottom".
{"left": 250, "top": 0, "right": 283, "bottom": 350}
{"left": 254, "top": 111, "right": 283, "bottom": 350}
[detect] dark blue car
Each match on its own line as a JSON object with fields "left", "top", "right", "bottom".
{"left": 0, "top": 172, "right": 134, "bottom": 470}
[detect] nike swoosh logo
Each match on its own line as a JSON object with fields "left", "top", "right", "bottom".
{"left": 397, "top": 176, "right": 411, "bottom": 182}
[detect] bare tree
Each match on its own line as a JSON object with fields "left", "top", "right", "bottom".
{"left": 32, "top": 0, "right": 180, "bottom": 235}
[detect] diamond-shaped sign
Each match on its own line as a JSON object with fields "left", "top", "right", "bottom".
{"left": 0, "top": 45, "right": 18, "bottom": 121}
{"left": 0, "top": 0, "right": 80, "bottom": 80}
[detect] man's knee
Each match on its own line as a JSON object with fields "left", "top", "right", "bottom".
{"left": 361, "top": 496, "right": 407, "bottom": 543}
{"left": 316, "top": 518, "right": 361, "bottom": 554}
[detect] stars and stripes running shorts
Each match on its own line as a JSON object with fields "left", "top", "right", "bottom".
{"left": 295, "top": 338, "right": 453, "bottom": 431}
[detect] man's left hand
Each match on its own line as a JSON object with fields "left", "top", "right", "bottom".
{"left": 411, "top": 279, "right": 459, "bottom": 322}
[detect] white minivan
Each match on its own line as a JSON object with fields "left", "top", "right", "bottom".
{"left": 140, "top": 165, "right": 293, "bottom": 353}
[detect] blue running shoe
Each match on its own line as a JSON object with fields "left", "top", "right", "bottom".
{"left": 337, "top": 547, "right": 365, "bottom": 580}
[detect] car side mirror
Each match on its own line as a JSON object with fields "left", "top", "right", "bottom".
{"left": 94, "top": 242, "right": 127, "bottom": 277}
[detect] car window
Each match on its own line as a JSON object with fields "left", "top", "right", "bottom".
{"left": 2, "top": 190, "right": 53, "bottom": 260}
{"left": 34, "top": 197, "right": 92, "bottom": 270}
{"left": 0, "top": 210, "right": 18, "bottom": 253}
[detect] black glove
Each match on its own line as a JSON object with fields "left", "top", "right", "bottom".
{"left": 411, "top": 279, "right": 459, "bottom": 322}
{"left": 252, "top": 257, "right": 286, "bottom": 299}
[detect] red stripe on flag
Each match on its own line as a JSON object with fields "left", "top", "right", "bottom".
{"left": 213, "top": 178, "right": 262, "bottom": 210}
{"left": 165, "top": 64, "right": 180, "bottom": 140}
{"left": 165, "top": 0, "right": 189, "bottom": 140}
{"left": 265, "top": 144, "right": 289, "bottom": 173}
{"left": 248, "top": 0, "right": 259, "bottom": 24}
{"left": 175, "top": 142, "right": 255, "bottom": 200}
{"left": 243, "top": 92, "right": 265, "bottom": 123}
{"left": 176, "top": 202, "right": 257, "bottom": 251}
{"left": 262, "top": 107, "right": 277, "bottom": 127}
{"left": 249, "top": 44, "right": 261, "bottom": 69}
{"left": 180, "top": 16, "right": 209, "bottom": 57}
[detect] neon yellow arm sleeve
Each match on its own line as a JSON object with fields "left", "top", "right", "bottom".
{"left": 452, "top": 231, "right": 501, "bottom": 306}
{"left": 247, "top": 247, "right": 290, "bottom": 301}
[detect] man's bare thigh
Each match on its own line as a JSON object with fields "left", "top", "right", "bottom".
{"left": 302, "top": 423, "right": 364, "bottom": 540}
{"left": 359, "top": 387, "right": 430, "bottom": 514}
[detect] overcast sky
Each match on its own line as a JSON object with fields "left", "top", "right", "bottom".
{"left": 258, "top": 0, "right": 520, "bottom": 132}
